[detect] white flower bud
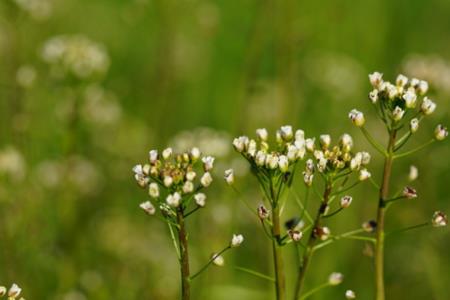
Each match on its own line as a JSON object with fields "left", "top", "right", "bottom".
{"left": 166, "top": 192, "right": 181, "bottom": 207}
{"left": 287, "top": 144, "right": 298, "bottom": 162}
{"left": 417, "top": 80, "right": 428, "bottom": 95}
{"left": 278, "top": 155, "right": 289, "bottom": 173}
{"left": 345, "top": 290, "right": 356, "bottom": 299}
{"left": 421, "top": 97, "right": 436, "bottom": 115}
{"left": 8, "top": 283, "right": 22, "bottom": 298}
{"left": 164, "top": 176, "right": 173, "bottom": 187}
{"left": 162, "top": 147, "right": 172, "bottom": 160}
{"left": 350, "top": 154, "right": 362, "bottom": 171}
{"left": 328, "top": 272, "right": 343, "bottom": 286}
{"left": 232, "top": 136, "right": 249, "bottom": 152}
{"left": 257, "top": 204, "right": 270, "bottom": 219}
{"left": 305, "top": 138, "right": 315, "bottom": 152}
{"left": 340, "top": 195, "right": 353, "bottom": 208}
{"left": 202, "top": 156, "right": 215, "bottom": 171}
{"left": 247, "top": 139, "right": 257, "bottom": 157}
{"left": 295, "top": 129, "right": 305, "bottom": 141}
{"left": 359, "top": 168, "right": 371, "bottom": 181}
{"left": 182, "top": 181, "right": 194, "bottom": 194}
{"left": 256, "top": 128, "right": 268, "bottom": 141}
{"left": 402, "top": 186, "right": 417, "bottom": 199}
{"left": 434, "top": 124, "right": 448, "bottom": 141}
{"left": 288, "top": 230, "right": 303, "bottom": 242}
{"left": 200, "top": 172, "right": 213, "bottom": 187}
{"left": 306, "top": 159, "right": 315, "bottom": 173}
{"left": 231, "top": 234, "right": 244, "bottom": 247}
{"left": 279, "top": 125, "right": 293, "bottom": 140}
{"left": 410, "top": 118, "right": 419, "bottom": 133}
{"left": 266, "top": 154, "right": 279, "bottom": 169}
{"left": 255, "top": 151, "right": 266, "bottom": 166}
{"left": 190, "top": 147, "right": 201, "bottom": 161}
{"left": 212, "top": 253, "right": 225, "bottom": 266}
{"left": 186, "top": 171, "right": 196, "bottom": 181}
{"left": 317, "top": 157, "right": 328, "bottom": 172}
{"left": 408, "top": 165, "right": 418, "bottom": 181}
{"left": 410, "top": 78, "right": 420, "bottom": 87}
{"left": 319, "top": 134, "right": 331, "bottom": 148}
{"left": 396, "top": 74, "right": 408, "bottom": 87}
{"left": 148, "top": 182, "right": 160, "bottom": 198}
{"left": 360, "top": 152, "right": 371, "bottom": 165}
{"left": 403, "top": 89, "right": 417, "bottom": 108}
{"left": 392, "top": 106, "right": 405, "bottom": 122}
{"left": 386, "top": 83, "right": 398, "bottom": 99}
{"left": 348, "top": 109, "right": 365, "bottom": 127}
{"left": 303, "top": 172, "right": 314, "bottom": 186}
{"left": 320, "top": 226, "right": 331, "bottom": 241}
{"left": 140, "top": 201, "right": 156, "bottom": 215}
{"left": 0, "top": 286, "right": 6, "bottom": 297}
{"left": 340, "top": 133, "right": 353, "bottom": 152}
{"left": 369, "top": 89, "right": 379, "bottom": 103}
{"left": 132, "top": 164, "right": 144, "bottom": 175}
{"left": 194, "top": 193, "right": 206, "bottom": 207}
{"left": 369, "top": 72, "right": 383, "bottom": 89}
{"left": 432, "top": 211, "right": 448, "bottom": 227}
{"left": 149, "top": 150, "right": 158, "bottom": 163}
{"left": 362, "top": 220, "right": 377, "bottom": 232}
{"left": 224, "top": 169, "right": 234, "bottom": 185}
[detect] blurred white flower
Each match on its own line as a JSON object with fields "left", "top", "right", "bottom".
{"left": 16, "top": 65, "right": 37, "bottom": 88}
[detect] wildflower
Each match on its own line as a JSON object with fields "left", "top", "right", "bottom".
{"left": 233, "top": 136, "right": 249, "bottom": 153}
{"left": 194, "top": 193, "right": 206, "bottom": 207}
{"left": 392, "top": 106, "right": 405, "bottom": 121}
{"left": 417, "top": 80, "right": 429, "bottom": 95}
{"left": 212, "top": 253, "right": 225, "bottom": 266}
{"left": 279, "top": 125, "right": 293, "bottom": 141}
{"left": 148, "top": 182, "right": 159, "bottom": 198}
{"left": 340, "top": 195, "right": 353, "bottom": 208}
{"left": 166, "top": 192, "right": 181, "bottom": 208}
{"left": 140, "top": 201, "right": 156, "bottom": 215}
{"left": 257, "top": 204, "right": 270, "bottom": 220}
{"left": 431, "top": 211, "right": 448, "bottom": 227}
{"left": 163, "top": 176, "right": 173, "bottom": 187}
{"left": 403, "top": 89, "right": 417, "bottom": 108}
{"left": 369, "top": 89, "right": 379, "bottom": 103}
{"left": 255, "top": 151, "right": 266, "bottom": 166}
{"left": 320, "top": 134, "right": 331, "bottom": 148}
{"left": 305, "top": 138, "right": 315, "bottom": 152}
{"left": 247, "top": 140, "right": 257, "bottom": 157}
{"left": 303, "top": 172, "right": 314, "bottom": 186}
{"left": 256, "top": 128, "right": 268, "bottom": 141}
{"left": 0, "top": 286, "right": 6, "bottom": 297}
{"left": 396, "top": 74, "right": 408, "bottom": 87}
{"left": 266, "top": 154, "right": 279, "bottom": 169}
{"left": 8, "top": 283, "right": 22, "bottom": 298}
{"left": 190, "top": 147, "right": 201, "bottom": 161}
{"left": 434, "top": 124, "right": 448, "bottom": 141}
{"left": 317, "top": 157, "right": 328, "bottom": 172}
{"left": 408, "top": 165, "right": 418, "bottom": 181}
{"left": 182, "top": 181, "right": 194, "bottom": 194}
{"left": 305, "top": 159, "right": 315, "bottom": 173}
{"left": 328, "top": 272, "right": 344, "bottom": 286}
{"left": 202, "top": 156, "right": 215, "bottom": 171}
{"left": 345, "top": 290, "right": 356, "bottom": 299}
{"left": 288, "top": 230, "right": 303, "bottom": 242}
{"left": 402, "top": 186, "right": 417, "bottom": 199}
{"left": 287, "top": 144, "right": 299, "bottom": 161}
{"left": 186, "top": 171, "right": 196, "bottom": 181}
{"left": 410, "top": 118, "right": 419, "bottom": 133}
{"left": 162, "top": 147, "right": 172, "bottom": 160}
{"left": 200, "top": 172, "right": 213, "bottom": 187}
{"left": 386, "top": 83, "right": 398, "bottom": 99}
{"left": 340, "top": 134, "right": 353, "bottom": 152}
{"left": 369, "top": 72, "right": 383, "bottom": 89}
{"left": 315, "top": 226, "right": 331, "bottom": 241}
{"left": 278, "top": 155, "right": 289, "bottom": 173}
{"left": 295, "top": 129, "right": 305, "bottom": 141}
{"left": 231, "top": 234, "right": 244, "bottom": 247}
{"left": 349, "top": 109, "right": 365, "bottom": 127}
{"left": 224, "top": 169, "right": 234, "bottom": 185}
{"left": 362, "top": 220, "right": 377, "bottom": 232}
{"left": 359, "top": 169, "right": 371, "bottom": 181}
{"left": 149, "top": 150, "right": 158, "bottom": 163}
{"left": 360, "top": 152, "right": 371, "bottom": 165}
{"left": 421, "top": 97, "right": 436, "bottom": 115}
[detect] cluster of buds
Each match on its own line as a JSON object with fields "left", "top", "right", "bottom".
{"left": 132, "top": 147, "right": 215, "bottom": 215}
{"left": 302, "top": 134, "right": 371, "bottom": 185}
{"left": 233, "top": 126, "right": 306, "bottom": 174}
{"left": 0, "top": 283, "right": 23, "bottom": 299}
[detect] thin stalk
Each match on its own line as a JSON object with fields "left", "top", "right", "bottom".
{"left": 360, "top": 126, "right": 388, "bottom": 156}
{"left": 299, "top": 282, "right": 330, "bottom": 300}
{"left": 393, "top": 139, "right": 435, "bottom": 159}
{"left": 234, "top": 266, "right": 275, "bottom": 282}
{"left": 374, "top": 130, "right": 397, "bottom": 300}
{"left": 386, "top": 222, "right": 430, "bottom": 236}
{"left": 190, "top": 246, "right": 231, "bottom": 280}
{"left": 177, "top": 209, "right": 190, "bottom": 300}
{"left": 294, "top": 182, "right": 332, "bottom": 299}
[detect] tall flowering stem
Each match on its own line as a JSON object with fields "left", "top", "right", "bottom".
{"left": 351, "top": 72, "right": 448, "bottom": 300}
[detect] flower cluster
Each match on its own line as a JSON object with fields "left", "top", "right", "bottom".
{"left": 0, "top": 283, "right": 24, "bottom": 300}
{"left": 133, "top": 147, "right": 214, "bottom": 215}
{"left": 41, "top": 35, "right": 110, "bottom": 80}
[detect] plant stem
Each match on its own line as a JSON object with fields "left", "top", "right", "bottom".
{"left": 190, "top": 246, "right": 231, "bottom": 280}
{"left": 177, "top": 209, "right": 190, "bottom": 300}
{"left": 374, "top": 130, "right": 396, "bottom": 300}
{"left": 294, "top": 182, "right": 332, "bottom": 299}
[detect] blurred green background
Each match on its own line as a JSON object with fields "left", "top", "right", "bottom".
{"left": 0, "top": 0, "right": 449, "bottom": 299}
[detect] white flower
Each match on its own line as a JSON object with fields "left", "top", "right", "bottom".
{"left": 350, "top": 155, "right": 362, "bottom": 171}
{"left": 421, "top": 97, "right": 436, "bottom": 115}
{"left": 140, "top": 201, "right": 156, "bottom": 215}
{"left": 410, "top": 118, "right": 419, "bottom": 133}
{"left": 212, "top": 253, "right": 225, "bottom": 266}
{"left": 303, "top": 172, "right": 314, "bottom": 186}
{"left": 247, "top": 139, "right": 257, "bottom": 157}
{"left": 233, "top": 136, "right": 249, "bottom": 152}
{"left": 408, "top": 165, "right": 418, "bottom": 181}
{"left": 319, "top": 134, "right": 331, "bottom": 148}
{"left": 166, "top": 192, "right": 181, "bottom": 207}
{"left": 434, "top": 124, "right": 448, "bottom": 141}
{"left": 348, "top": 109, "right": 365, "bottom": 127}
{"left": 360, "top": 152, "right": 371, "bottom": 165}
{"left": 255, "top": 151, "right": 266, "bottom": 166}
{"left": 0, "top": 286, "right": 6, "bottom": 297}
{"left": 164, "top": 176, "right": 173, "bottom": 187}
{"left": 396, "top": 74, "right": 408, "bottom": 87}
{"left": 257, "top": 204, "right": 270, "bottom": 220}
{"left": 132, "top": 164, "right": 143, "bottom": 175}
{"left": 186, "top": 171, "right": 196, "bottom": 181}
{"left": 231, "top": 234, "right": 244, "bottom": 247}
{"left": 148, "top": 182, "right": 160, "bottom": 198}
{"left": 8, "top": 283, "right": 22, "bottom": 298}
{"left": 345, "top": 290, "right": 356, "bottom": 299}
{"left": 288, "top": 230, "right": 303, "bottom": 242}
{"left": 340, "top": 195, "right": 353, "bottom": 208}
{"left": 266, "top": 154, "right": 279, "bottom": 169}
{"left": 369, "top": 72, "right": 383, "bottom": 88}
{"left": 279, "top": 125, "right": 293, "bottom": 140}
{"left": 386, "top": 83, "right": 398, "bottom": 99}
{"left": 320, "top": 227, "right": 331, "bottom": 240}
{"left": 328, "top": 272, "right": 343, "bottom": 286}
{"left": 194, "top": 193, "right": 206, "bottom": 207}
{"left": 317, "top": 157, "right": 328, "bottom": 173}
{"left": 224, "top": 169, "right": 234, "bottom": 185}
{"left": 410, "top": 78, "right": 420, "bottom": 87}
{"left": 369, "top": 89, "right": 379, "bottom": 103}
{"left": 392, "top": 106, "right": 405, "bottom": 122}
{"left": 403, "top": 89, "right": 417, "bottom": 108}
{"left": 149, "top": 150, "right": 158, "bottom": 163}
{"left": 417, "top": 80, "right": 429, "bottom": 95}
{"left": 402, "top": 186, "right": 417, "bottom": 199}
{"left": 278, "top": 155, "right": 289, "bottom": 173}
{"left": 190, "top": 147, "right": 201, "bottom": 161}
{"left": 305, "top": 159, "right": 315, "bottom": 173}
{"left": 305, "top": 138, "right": 315, "bottom": 152}
{"left": 359, "top": 169, "right": 371, "bottom": 181}
{"left": 287, "top": 144, "right": 299, "bottom": 161}
{"left": 182, "top": 181, "right": 194, "bottom": 194}
{"left": 256, "top": 128, "right": 268, "bottom": 141}
{"left": 200, "top": 172, "right": 213, "bottom": 187}
{"left": 162, "top": 147, "right": 173, "bottom": 160}
{"left": 340, "top": 134, "right": 353, "bottom": 152}
{"left": 431, "top": 211, "right": 448, "bottom": 227}
{"left": 202, "top": 156, "right": 215, "bottom": 171}
{"left": 295, "top": 129, "right": 305, "bottom": 141}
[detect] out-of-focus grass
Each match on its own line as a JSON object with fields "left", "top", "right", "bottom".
{"left": 0, "top": 0, "right": 449, "bottom": 299}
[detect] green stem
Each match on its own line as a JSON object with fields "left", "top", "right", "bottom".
{"left": 234, "top": 266, "right": 275, "bottom": 282}
{"left": 393, "top": 139, "right": 435, "bottom": 159}
{"left": 386, "top": 222, "right": 430, "bottom": 236}
{"left": 360, "top": 126, "right": 388, "bottom": 157}
{"left": 190, "top": 246, "right": 231, "bottom": 280}
{"left": 299, "top": 282, "right": 330, "bottom": 300}
{"left": 168, "top": 223, "right": 181, "bottom": 260}
{"left": 177, "top": 209, "right": 190, "bottom": 300}
{"left": 271, "top": 204, "right": 286, "bottom": 300}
